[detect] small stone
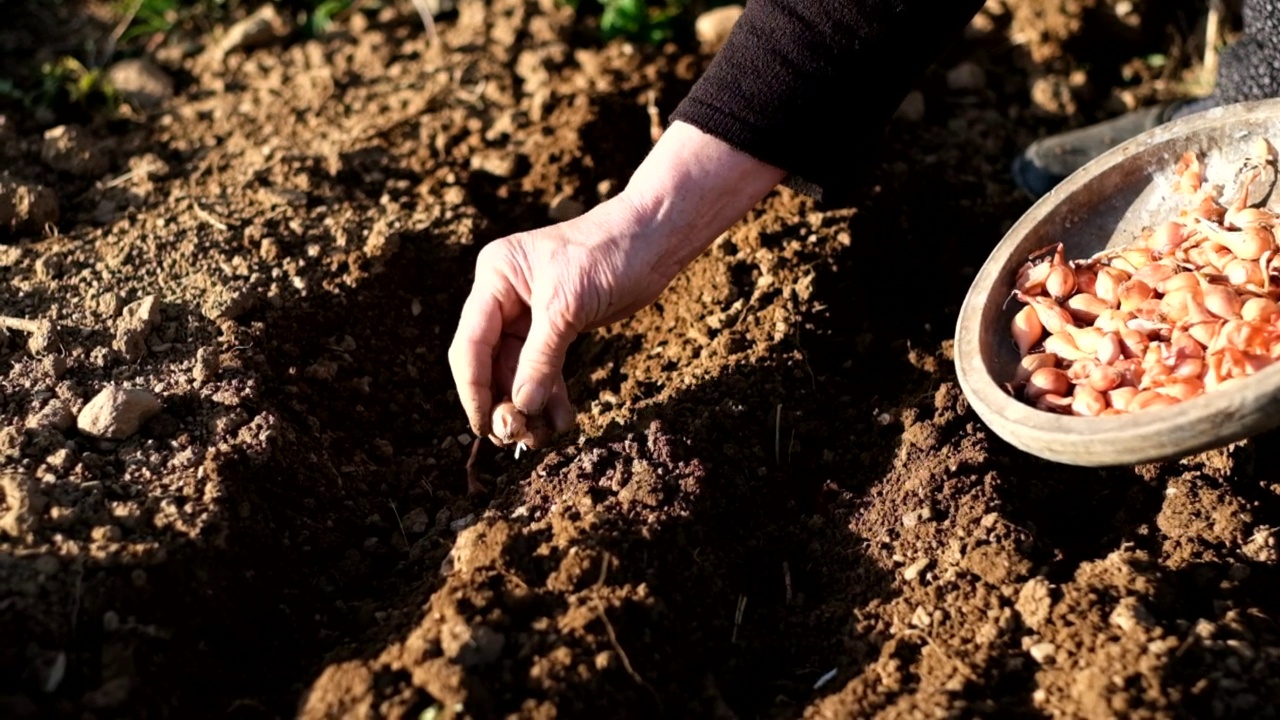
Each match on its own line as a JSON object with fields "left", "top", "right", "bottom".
{"left": 548, "top": 195, "right": 585, "bottom": 222}
{"left": 76, "top": 385, "right": 162, "bottom": 440}
{"left": 470, "top": 150, "right": 517, "bottom": 178}
{"left": 1028, "top": 641, "right": 1056, "bottom": 665}
{"left": 910, "top": 605, "right": 932, "bottom": 628}
{"left": 23, "top": 319, "right": 60, "bottom": 356}
{"left": 902, "top": 557, "right": 931, "bottom": 582}
{"left": 449, "top": 513, "right": 476, "bottom": 532}
{"left": 594, "top": 650, "right": 617, "bottom": 670}
{"left": 0, "top": 472, "right": 38, "bottom": 537}
{"left": 695, "top": 5, "right": 744, "bottom": 53}
{"left": 440, "top": 620, "right": 505, "bottom": 668}
{"left": 202, "top": 284, "right": 256, "bottom": 321}
{"left": 105, "top": 57, "right": 174, "bottom": 111}
{"left": 894, "top": 90, "right": 926, "bottom": 122}
{"left": 41, "top": 353, "right": 67, "bottom": 380}
{"left": 946, "top": 61, "right": 987, "bottom": 92}
{"left": 98, "top": 293, "right": 125, "bottom": 317}
{"left": 113, "top": 295, "right": 160, "bottom": 362}
{"left": 901, "top": 506, "right": 934, "bottom": 528}
{"left": 0, "top": 426, "right": 24, "bottom": 459}
{"left": 0, "top": 179, "right": 59, "bottom": 236}
{"left": 25, "top": 400, "right": 74, "bottom": 432}
{"left": 44, "top": 448, "right": 76, "bottom": 472}
{"left": 41, "top": 125, "right": 109, "bottom": 177}
{"left": 1016, "top": 577, "right": 1053, "bottom": 631}
{"left": 402, "top": 507, "right": 430, "bottom": 534}
{"left": 1109, "top": 597, "right": 1156, "bottom": 634}
{"left": 91, "top": 525, "right": 122, "bottom": 542}
{"left": 193, "top": 347, "right": 220, "bottom": 383}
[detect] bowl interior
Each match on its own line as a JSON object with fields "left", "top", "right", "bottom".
{"left": 957, "top": 98, "right": 1280, "bottom": 465}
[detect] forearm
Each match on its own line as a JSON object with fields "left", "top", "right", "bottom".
{"left": 618, "top": 120, "right": 786, "bottom": 277}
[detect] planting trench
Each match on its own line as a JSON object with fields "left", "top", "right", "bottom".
{"left": 2, "top": 0, "right": 1280, "bottom": 717}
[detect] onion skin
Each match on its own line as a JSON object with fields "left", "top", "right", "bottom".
{"left": 489, "top": 400, "right": 552, "bottom": 449}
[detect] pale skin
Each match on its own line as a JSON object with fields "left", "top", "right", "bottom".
{"left": 448, "top": 120, "right": 788, "bottom": 440}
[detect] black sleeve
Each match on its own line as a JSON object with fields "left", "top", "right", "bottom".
{"left": 669, "top": 0, "right": 986, "bottom": 205}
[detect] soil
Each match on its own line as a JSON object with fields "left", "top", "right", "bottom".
{"left": 2, "top": 0, "right": 1279, "bottom": 718}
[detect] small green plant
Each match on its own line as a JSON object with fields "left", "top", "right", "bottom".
{"left": 113, "top": 0, "right": 233, "bottom": 47}
{"left": 563, "top": 0, "right": 688, "bottom": 45}
{"left": 0, "top": 56, "right": 120, "bottom": 117}
{"left": 305, "top": 0, "right": 356, "bottom": 36}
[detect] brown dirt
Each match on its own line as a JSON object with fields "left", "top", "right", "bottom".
{"left": 2, "top": 0, "right": 1279, "bottom": 718}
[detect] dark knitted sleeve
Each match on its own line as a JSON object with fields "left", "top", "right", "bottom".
{"left": 669, "top": 0, "right": 986, "bottom": 204}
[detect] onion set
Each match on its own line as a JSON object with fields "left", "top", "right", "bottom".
{"left": 1007, "top": 136, "right": 1280, "bottom": 416}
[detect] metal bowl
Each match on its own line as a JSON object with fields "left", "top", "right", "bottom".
{"left": 955, "top": 98, "right": 1280, "bottom": 467}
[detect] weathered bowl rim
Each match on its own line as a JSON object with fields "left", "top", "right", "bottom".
{"left": 955, "top": 97, "right": 1280, "bottom": 467}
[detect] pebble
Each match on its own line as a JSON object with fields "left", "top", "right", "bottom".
{"left": 0, "top": 426, "right": 24, "bottom": 459}
{"left": 901, "top": 506, "right": 934, "bottom": 528}
{"left": 0, "top": 472, "right": 37, "bottom": 537}
{"left": 902, "top": 557, "right": 932, "bottom": 582}
{"left": 105, "top": 57, "right": 174, "bottom": 111}
{"left": 450, "top": 513, "right": 477, "bottom": 532}
{"left": 910, "top": 605, "right": 932, "bottom": 628}
{"left": 25, "top": 400, "right": 74, "bottom": 433}
{"left": 1028, "top": 641, "right": 1057, "bottom": 664}
{"left": 440, "top": 620, "right": 505, "bottom": 667}
{"left": 946, "top": 61, "right": 987, "bottom": 92}
{"left": 202, "top": 284, "right": 256, "bottom": 321}
{"left": 76, "top": 385, "right": 162, "bottom": 440}
{"left": 0, "top": 179, "right": 59, "bottom": 236}
{"left": 470, "top": 150, "right": 517, "bottom": 178}
{"left": 91, "top": 525, "right": 122, "bottom": 542}
{"left": 1109, "top": 597, "right": 1155, "bottom": 634}
{"left": 695, "top": 5, "right": 744, "bottom": 53}
{"left": 22, "top": 319, "right": 60, "bottom": 357}
{"left": 894, "top": 90, "right": 926, "bottom": 122}
{"left": 193, "top": 346, "right": 220, "bottom": 384}
{"left": 41, "top": 125, "right": 109, "bottom": 177}
{"left": 44, "top": 448, "right": 76, "bottom": 472}
{"left": 113, "top": 295, "right": 160, "bottom": 362}
{"left": 42, "top": 355, "right": 67, "bottom": 379}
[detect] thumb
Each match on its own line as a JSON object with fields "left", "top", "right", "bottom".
{"left": 512, "top": 306, "right": 576, "bottom": 415}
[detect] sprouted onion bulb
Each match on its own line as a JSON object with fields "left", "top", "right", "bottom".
{"left": 1006, "top": 136, "right": 1280, "bottom": 416}
{"left": 490, "top": 400, "right": 550, "bottom": 458}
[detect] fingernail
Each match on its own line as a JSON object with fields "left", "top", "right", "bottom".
{"left": 514, "top": 383, "right": 548, "bottom": 414}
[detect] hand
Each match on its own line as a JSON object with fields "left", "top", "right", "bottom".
{"left": 447, "top": 194, "right": 674, "bottom": 441}
{"left": 448, "top": 121, "right": 787, "bottom": 441}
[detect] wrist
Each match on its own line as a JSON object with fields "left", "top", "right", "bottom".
{"left": 616, "top": 121, "right": 786, "bottom": 271}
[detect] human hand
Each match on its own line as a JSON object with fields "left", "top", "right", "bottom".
{"left": 447, "top": 194, "right": 677, "bottom": 443}
{"left": 448, "top": 121, "right": 787, "bottom": 444}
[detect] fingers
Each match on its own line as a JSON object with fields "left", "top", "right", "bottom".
{"left": 511, "top": 304, "right": 577, "bottom": 416}
{"left": 448, "top": 288, "right": 506, "bottom": 437}
{"left": 545, "top": 375, "right": 577, "bottom": 434}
